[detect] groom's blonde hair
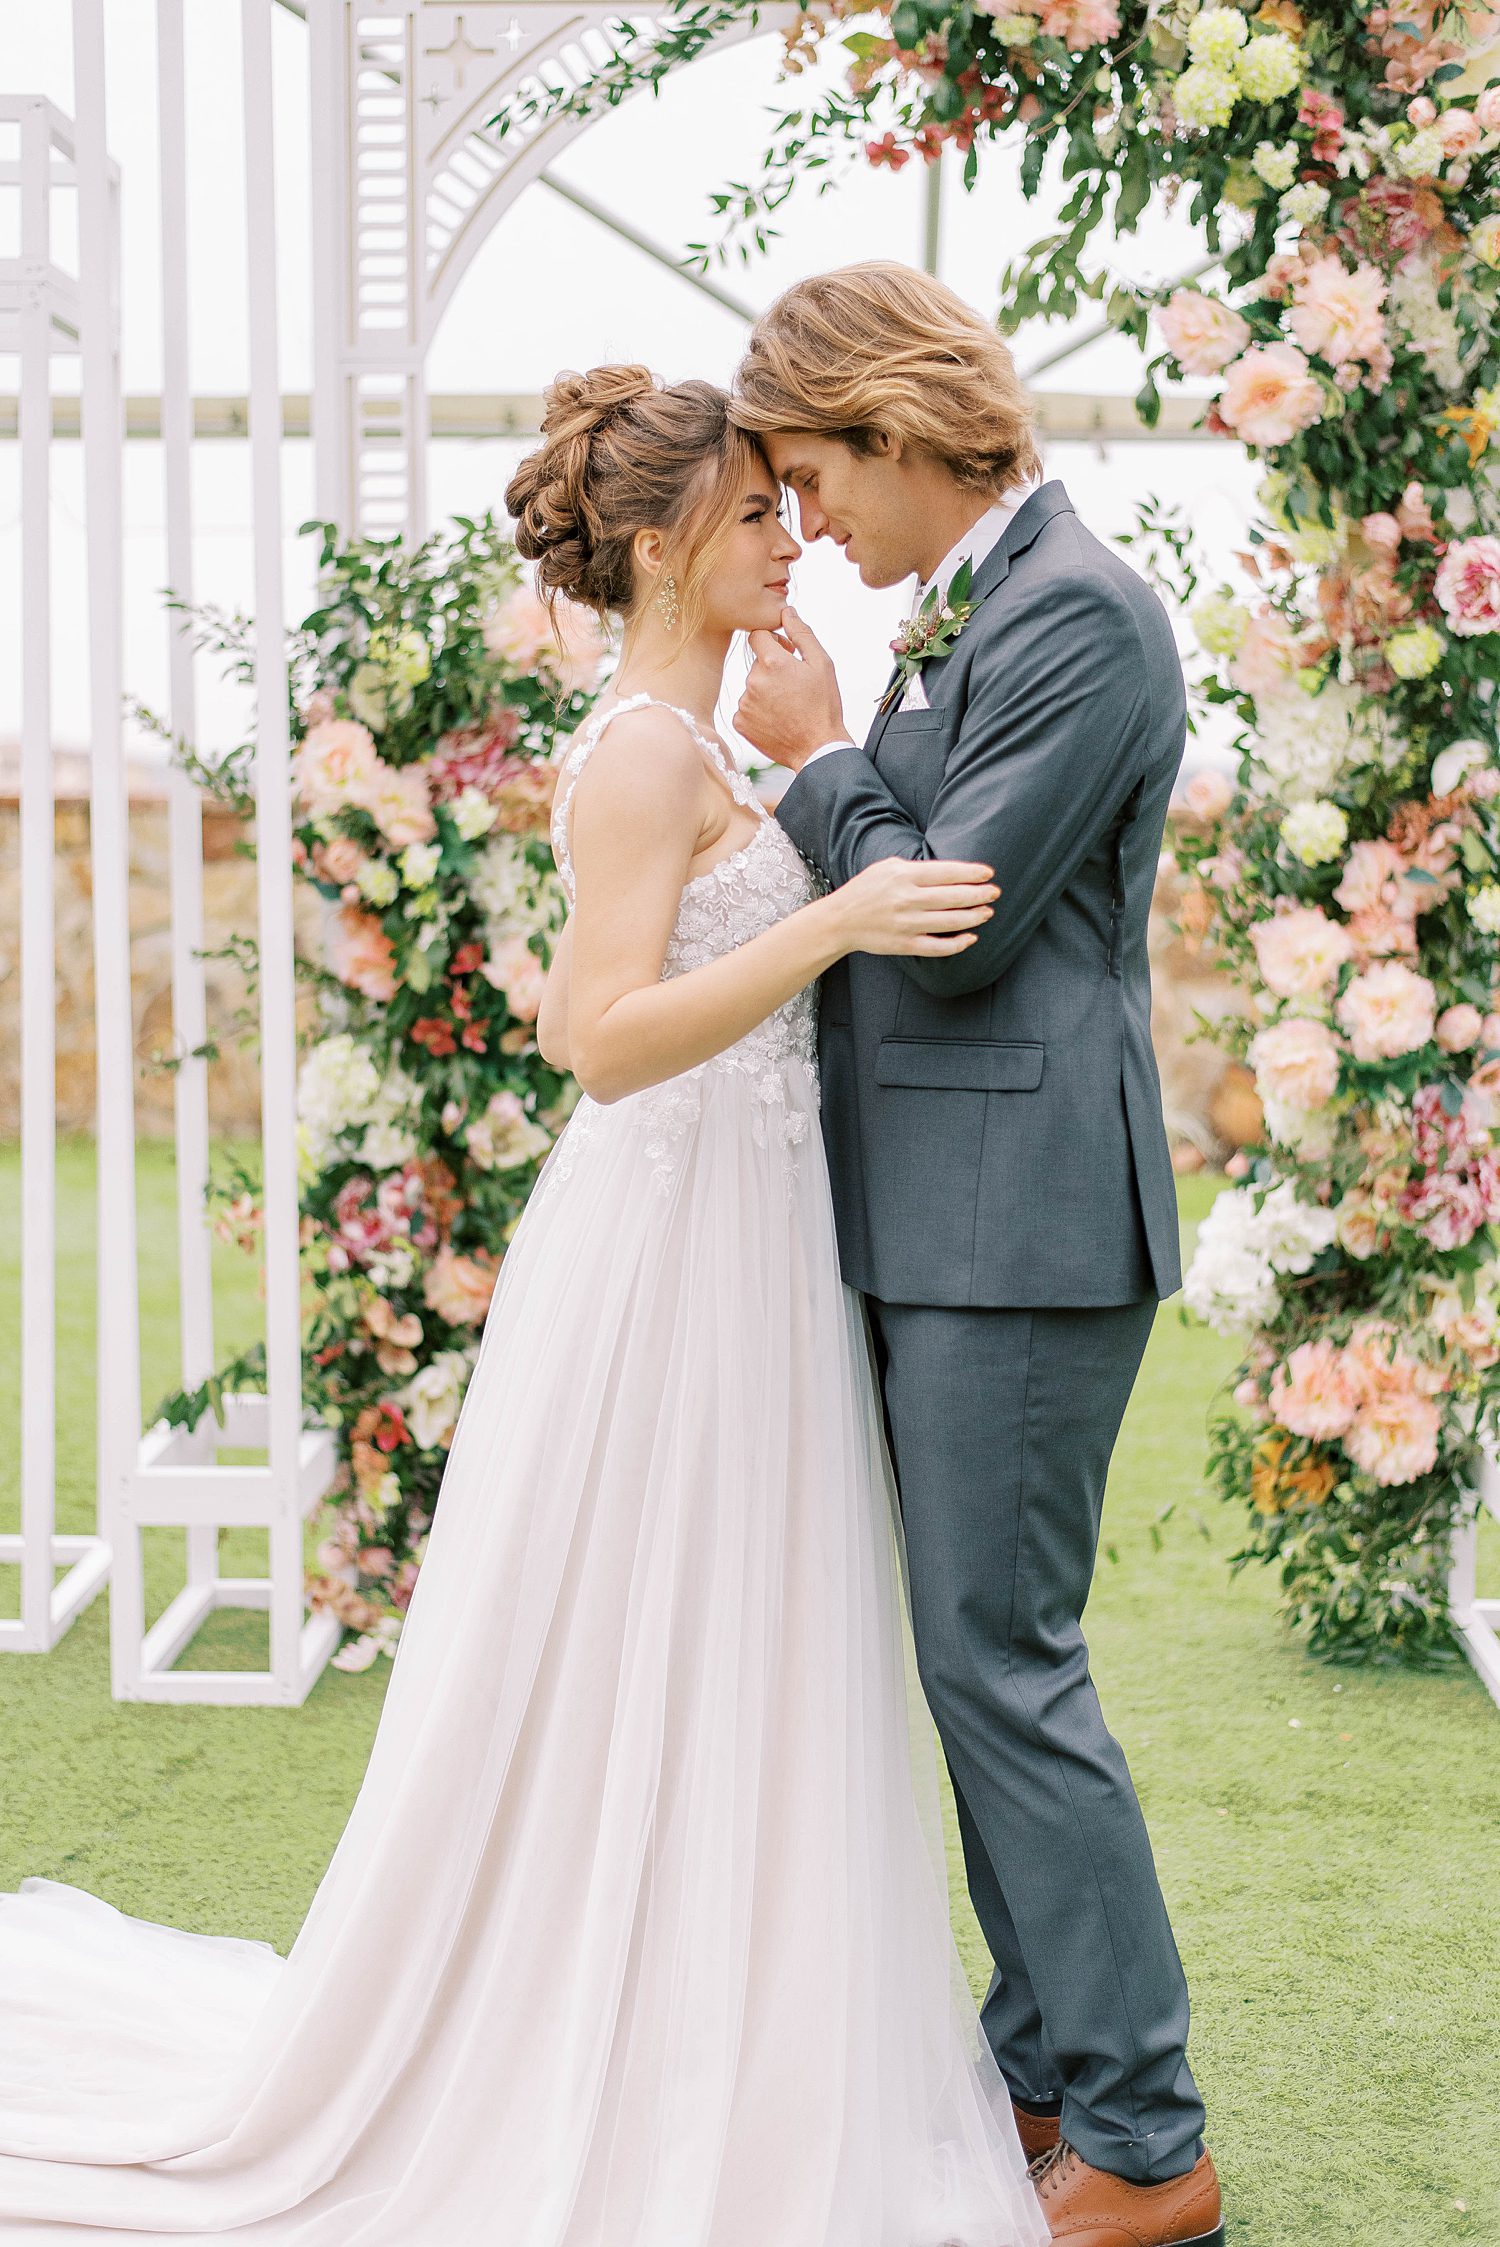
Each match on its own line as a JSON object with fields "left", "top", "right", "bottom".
{"left": 730, "top": 262, "right": 1041, "bottom": 494}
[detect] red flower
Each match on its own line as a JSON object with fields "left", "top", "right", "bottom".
{"left": 450, "top": 940, "right": 485, "bottom": 978}
{"left": 460, "top": 1021, "right": 490, "bottom": 1053}
{"left": 412, "top": 1016, "right": 457, "bottom": 1057}
{"left": 865, "top": 132, "right": 910, "bottom": 170}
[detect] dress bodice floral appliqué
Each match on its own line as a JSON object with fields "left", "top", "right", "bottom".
{"left": 546, "top": 695, "right": 826, "bottom": 1187}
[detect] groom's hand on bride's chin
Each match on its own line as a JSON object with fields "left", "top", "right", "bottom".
{"left": 736, "top": 608, "right": 848, "bottom": 774}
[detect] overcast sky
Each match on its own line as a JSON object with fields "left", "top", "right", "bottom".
{"left": 1, "top": 2, "right": 1255, "bottom": 765}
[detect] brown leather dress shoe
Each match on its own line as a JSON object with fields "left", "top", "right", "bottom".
{"left": 1031, "top": 2140, "right": 1224, "bottom": 2245}
{"left": 1012, "top": 2102, "right": 1062, "bottom": 2167}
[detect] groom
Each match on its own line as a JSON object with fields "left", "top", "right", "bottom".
{"left": 731, "top": 263, "right": 1222, "bottom": 2247}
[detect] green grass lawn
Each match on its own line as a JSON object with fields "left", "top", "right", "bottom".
{"left": 1, "top": 1152, "right": 1497, "bottom": 2244}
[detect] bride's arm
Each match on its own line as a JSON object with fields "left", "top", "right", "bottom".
{"left": 565, "top": 707, "right": 998, "bottom": 1106}
{"left": 536, "top": 921, "right": 572, "bottom": 1073}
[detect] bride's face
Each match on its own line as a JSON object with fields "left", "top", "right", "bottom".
{"left": 697, "top": 471, "right": 802, "bottom": 637}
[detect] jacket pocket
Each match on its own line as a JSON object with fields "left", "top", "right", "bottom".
{"left": 874, "top": 1038, "right": 1044, "bottom": 1092}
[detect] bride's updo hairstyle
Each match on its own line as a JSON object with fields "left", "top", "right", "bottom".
{"left": 505, "top": 365, "right": 764, "bottom": 645}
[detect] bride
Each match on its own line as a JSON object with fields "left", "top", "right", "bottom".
{"left": 0, "top": 365, "right": 1046, "bottom": 2247}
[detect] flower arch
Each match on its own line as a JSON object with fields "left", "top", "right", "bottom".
{"left": 176, "top": 1, "right": 1500, "bottom": 1678}
{"left": 506, "top": 0, "right": 1500, "bottom": 1667}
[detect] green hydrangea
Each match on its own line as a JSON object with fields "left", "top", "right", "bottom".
{"left": 990, "top": 10, "right": 1039, "bottom": 39}
{"left": 1186, "top": 6, "right": 1248, "bottom": 68}
{"left": 1280, "top": 801, "right": 1349, "bottom": 868}
{"left": 1385, "top": 624, "right": 1445, "bottom": 680}
{"left": 1252, "top": 139, "right": 1298, "bottom": 190}
{"left": 1235, "top": 30, "right": 1303, "bottom": 103}
{"left": 1173, "top": 60, "right": 1240, "bottom": 129}
{"left": 1190, "top": 590, "right": 1250, "bottom": 658}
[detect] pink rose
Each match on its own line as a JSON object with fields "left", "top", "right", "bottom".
{"left": 1299, "top": 88, "right": 1345, "bottom": 162}
{"left": 1439, "top": 106, "right": 1481, "bottom": 156}
{"left": 1344, "top": 1386, "right": 1440, "bottom": 1484}
{"left": 1271, "top": 1339, "right": 1360, "bottom": 1442}
{"left": 1434, "top": 536, "right": 1500, "bottom": 637}
{"left": 1034, "top": 0, "right": 1120, "bottom": 44}
{"left": 1251, "top": 905, "right": 1355, "bottom": 998}
{"left": 1219, "top": 343, "right": 1324, "bottom": 448}
{"left": 1156, "top": 289, "right": 1251, "bottom": 377}
{"left": 1397, "top": 481, "right": 1438, "bottom": 543}
{"left": 1288, "top": 255, "right": 1388, "bottom": 369}
{"left": 331, "top": 904, "right": 398, "bottom": 1003}
{"left": 1336, "top": 1192, "right": 1381, "bottom": 1260}
{"left": 1361, "top": 512, "right": 1402, "bottom": 555}
{"left": 1183, "top": 768, "right": 1234, "bottom": 822}
{"left": 1333, "top": 839, "right": 1421, "bottom": 923}
{"left": 1477, "top": 87, "right": 1500, "bottom": 131}
{"left": 1436, "top": 1002, "right": 1484, "bottom": 1052}
{"left": 294, "top": 719, "right": 381, "bottom": 818}
{"left": 1231, "top": 610, "right": 1300, "bottom": 699}
{"left": 423, "top": 1244, "right": 500, "bottom": 1327}
{"left": 318, "top": 834, "right": 367, "bottom": 886}
{"left": 484, "top": 585, "right": 610, "bottom": 696}
{"left": 364, "top": 763, "right": 436, "bottom": 848}
{"left": 1348, "top": 906, "right": 1419, "bottom": 962}
{"left": 1250, "top": 1017, "right": 1343, "bottom": 1110}
{"left": 481, "top": 934, "right": 546, "bottom": 1023}
{"left": 1407, "top": 95, "right": 1438, "bottom": 126}
{"left": 1335, "top": 961, "right": 1438, "bottom": 1062}
{"left": 1201, "top": 847, "right": 1247, "bottom": 892}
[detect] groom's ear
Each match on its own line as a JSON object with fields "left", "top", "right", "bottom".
{"left": 862, "top": 428, "right": 901, "bottom": 463}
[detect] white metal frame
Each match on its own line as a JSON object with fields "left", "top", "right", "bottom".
{"left": 0, "top": 96, "right": 114, "bottom": 1648}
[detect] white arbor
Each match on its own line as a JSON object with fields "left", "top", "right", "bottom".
{"left": 4, "top": 1, "right": 1498, "bottom": 1710}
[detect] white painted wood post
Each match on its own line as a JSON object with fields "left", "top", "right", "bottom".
{"left": 1451, "top": 1454, "right": 1500, "bottom": 1711}
{"left": 0, "top": 95, "right": 113, "bottom": 1649}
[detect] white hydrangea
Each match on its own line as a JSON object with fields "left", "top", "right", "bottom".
{"left": 1184, "top": 1186, "right": 1282, "bottom": 1336}
{"left": 1432, "top": 738, "right": 1489, "bottom": 796}
{"left": 1389, "top": 260, "right": 1466, "bottom": 390}
{"left": 1186, "top": 5, "right": 1246, "bottom": 65}
{"left": 1468, "top": 884, "right": 1500, "bottom": 937}
{"left": 1261, "top": 1096, "right": 1337, "bottom": 1163}
{"left": 1174, "top": 60, "right": 1240, "bottom": 128}
{"left": 1235, "top": 30, "right": 1303, "bottom": 102}
{"left": 1190, "top": 589, "right": 1250, "bottom": 657}
{"left": 1252, "top": 139, "right": 1299, "bottom": 189}
{"left": 1280, "top": 799, "right": 1349, "bottom": 867}
{"left": 402, "top": 1348, "right": 476, "bottom": 1451}
{"left": 470, "top": 831, "right": 534, "bottom": 921}
{"left": 1256, "top": 1179, "right": 1341, "bottom": 1273}
{"left": 298, "top": 1033, "right": 382, "bottom": 1169}
{"left": 1252, "top": 682, "right": 1398, "bottom": 805}
{"left": 1392, "top": 125, "right": 1444, "bottom": 179}
{"left": 1279, "top": 180, "right": 1330, "bottom": 226}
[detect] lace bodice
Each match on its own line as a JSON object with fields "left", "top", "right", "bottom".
{"left": 546, "top": 695, "right": 826, "bottom": 1187}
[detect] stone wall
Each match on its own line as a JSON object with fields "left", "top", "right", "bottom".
{"left": 0, "top": 759, "right": 1260, "bottom": 1158}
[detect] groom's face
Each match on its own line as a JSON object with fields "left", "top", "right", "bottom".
{"left": 761, "top": 432, "right": 923, "bottom": 590}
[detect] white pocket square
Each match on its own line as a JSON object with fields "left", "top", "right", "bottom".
{"left": 899, "top": 670, "right": 930, "bottom": 712}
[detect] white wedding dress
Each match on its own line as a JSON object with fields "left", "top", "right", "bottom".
{"left": 0, "top": 695, "right": 1046, "bottom": 2247}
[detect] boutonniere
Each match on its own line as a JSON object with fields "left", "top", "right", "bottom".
{"left": 879, "top": 556, "right": 976, "bottom": 712}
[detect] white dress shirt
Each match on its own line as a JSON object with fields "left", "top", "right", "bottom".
{"left": 800, "top": 472, "right": 1043, "bottom": 767}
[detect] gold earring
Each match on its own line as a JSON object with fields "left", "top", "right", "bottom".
{"left": 656, "top": 571, "right": 679, "bottom": 631}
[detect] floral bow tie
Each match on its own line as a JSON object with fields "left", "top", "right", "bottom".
{"left": 879, "top": 555, "right": 977, "bottom": 713}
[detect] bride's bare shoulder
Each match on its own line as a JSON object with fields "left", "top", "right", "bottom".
{"left": 568, "top": 703, "right": 706, "bottom": 866}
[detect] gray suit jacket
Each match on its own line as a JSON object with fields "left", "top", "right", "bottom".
{"left": 775, "top": 479, "right": 1184, "bottom": 1310}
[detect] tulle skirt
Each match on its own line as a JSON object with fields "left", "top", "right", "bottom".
{"left": 0, "top": 1055, "right": 1046, "bottom": 2246}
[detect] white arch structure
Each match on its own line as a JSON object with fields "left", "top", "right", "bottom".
{"left": 4, "top": 1, "right": 1498, "bottom": 1708}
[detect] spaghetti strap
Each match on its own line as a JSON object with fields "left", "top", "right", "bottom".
{"left": 549, "top": 693, "right": 768, "bottom": 907}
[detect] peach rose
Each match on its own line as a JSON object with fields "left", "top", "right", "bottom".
{"left": 1156, "top": 289, "right": 1252, "bottom": 377}
{"left": 1360, "top": 511, "right": 1402, "bottom": 555}
{"left": 1271, "top": 1339, "right": 1360, "bottom": 1441}
{"left": 1440, "top": 106, "right": 1481, "bottom": 156}
{"left": 422, "top": 1245, "right": 500, "bottom": 1327}
{"left": 481, "top": 934, "right": 546, "bottom": 1023}
{"left": 1219, "top": 342, "right": 1325, "bottom": 447}
{"left": 1289, "top": 255, "right": 1388, "bottom": 367}
{"left": 1344, "top": 1369, "right": 1441, "bottom": 1484}
{"left": 331, "top": 904, "right": 398, "bottom": 1002}
{"left": 1333, "top": 838, "right": 1420, "bottom": 922}
{"left": 294, "top": 719, "right": 381, "bottom": 818}
{"left": 1335, "top": 961, "right": 1437, "bottom": 1061}
{"left": 1396, "top": 480, "right": 1438, "bottom": 543}
{"left": 318, "top": 833, "right": 367, "bottom": 886}
{"left": 1477, "top": 86, "right": 1500, "bottom": 131}
{"left": 1230, "top": 610, "right": 1301, "bottom": 698}
{"left": 1183, "top": 767, "right": 1235, "bottom": 822}
{"left": 1335, "top": 1191, "right": 1381, "bottom": 1259}
{"left": 1035, "top": 0, "right": 1120, "bottom": 42}
{"left": 1436, "top": 1002, "right": 1484, "bottom": 1052}
{"left": 1250, "top": 905, "right": 1355, "bottom": 998}
{"left": 365, "top": 763, "right": 436, "bottom": 848}
{"left": 1250, "top": 1016, "right": 1343, "bottom": 1109}
{"left": 1348, "top": 905, "right": 1420, "bottom": 962}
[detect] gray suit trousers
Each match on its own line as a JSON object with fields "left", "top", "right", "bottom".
{"left": 866, "top": 1293, "right": 1207, "bottom": 2184}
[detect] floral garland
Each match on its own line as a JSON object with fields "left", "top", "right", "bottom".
{"left": 503, "top": 0, "right": 1500, "bottom": 1664}
{"left": 157, "top": 517, "right": 605, "bottom": 1672}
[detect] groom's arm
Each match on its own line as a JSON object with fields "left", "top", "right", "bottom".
{"left": 776, "top": 575, "right": 1152, "bottom": 1001}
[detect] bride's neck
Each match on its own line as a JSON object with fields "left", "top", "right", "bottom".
{"left": 610, "top": 620, "right": 730, "bottom": 731}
